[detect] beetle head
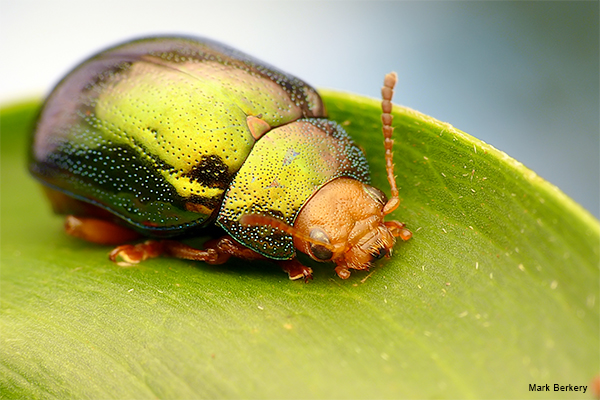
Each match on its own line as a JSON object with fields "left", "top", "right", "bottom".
{"left": 290, "top": 177, "right": 411, "bottom": 279}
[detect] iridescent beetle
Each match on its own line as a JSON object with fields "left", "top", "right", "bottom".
{"left": 29, "top": 36, "right": 411, "bottom": 280}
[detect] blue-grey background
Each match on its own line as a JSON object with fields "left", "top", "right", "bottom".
{"left": 1, "top": 1, "right": 598, "bottom": 218}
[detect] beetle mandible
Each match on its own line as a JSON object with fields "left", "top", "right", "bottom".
{"left": 29, "top": 36, "right": 412, "bottom": 280}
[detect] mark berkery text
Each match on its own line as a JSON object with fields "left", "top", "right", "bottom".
{"left": 529, "top": 384, "right": 587, "bottom": 393}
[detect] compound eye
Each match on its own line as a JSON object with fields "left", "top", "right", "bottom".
{"left": 309, "top": 227, "right": 333, "bottom": 261}
{"left": 363, "top": 185, "right": 388, "bottom": 206}
{"left": 371, "top": 247, "right": 388, "bottom": 260}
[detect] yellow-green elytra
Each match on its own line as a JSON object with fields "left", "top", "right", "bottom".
{"left": 30, "top": 36, "right": 371, "bottom": 259}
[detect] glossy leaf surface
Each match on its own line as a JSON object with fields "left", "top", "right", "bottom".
{"left": 1, "top": 91, "right": 598, "bottom": 399}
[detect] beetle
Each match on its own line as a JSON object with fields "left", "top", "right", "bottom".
{"left": 29, "top": 36, "right": 412, "bottom": 280}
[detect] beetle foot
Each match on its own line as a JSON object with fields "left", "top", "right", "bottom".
{"left": 279, "top": 260, "right": 313, "bottom": 282}
{"left": 335, "top": 266, "right": 351, "bottom": 280}
{"left": 109, "top": 240, "right": 165, "bottom": 266}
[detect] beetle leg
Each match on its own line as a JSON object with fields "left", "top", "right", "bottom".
{"left": 109, "top": 238, "right": 224, "bottom": 266}
{"left": 204, "top": 238, "right": 314, "bottom": 281}
{"left": 65, "top": 215, "right": 142, "bottom": 245}
{"left": 278, "top": 259, "right": 313, "bottom": 281}
{"left": 108, "top": 235, "right": 313, "bottom": 281}
{"left": 201, "top": 236, "right": 267, "bottom": 264}
{"left": 109, "top": 236, "right": 268, "bottom": 266}
{"left": 384, "top": 220, "right": 413, "bottom": 241}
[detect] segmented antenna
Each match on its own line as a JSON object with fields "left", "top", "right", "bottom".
{"left": 381, "top": 72, "right": 400, "bottom": 216}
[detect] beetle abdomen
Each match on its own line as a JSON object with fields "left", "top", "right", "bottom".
{"left": 30, "top": 36, "right": 325, "bottom": 235}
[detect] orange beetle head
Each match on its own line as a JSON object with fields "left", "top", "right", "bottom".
{"left": 291, "top": 177, "right": 410, "bottom": 279}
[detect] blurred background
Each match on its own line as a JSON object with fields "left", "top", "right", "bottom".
{"left": 1, "top": 1, "right": 598, "bottom": 218}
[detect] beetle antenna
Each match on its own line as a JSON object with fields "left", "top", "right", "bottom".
{"left": 381, "top": 72, "right": 400, "bottom": 216}
{"left": 240, "top": 214, "right": 335, "bottom": 251}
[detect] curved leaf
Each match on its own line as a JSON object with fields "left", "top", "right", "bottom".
{"left": 1, "top": 92, "right": 598, "bottom": 399}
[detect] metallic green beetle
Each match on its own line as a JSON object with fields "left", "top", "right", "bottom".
{"left": 30, "top": 36, "right": 411, "bottom": 280}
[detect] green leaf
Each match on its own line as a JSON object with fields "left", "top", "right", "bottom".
{"left": 1, "top": 92, "right": 598, "bottom": 399}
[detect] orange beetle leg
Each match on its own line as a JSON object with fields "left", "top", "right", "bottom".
{"left": 109, "top": 235, "right": 268, "bottom": 267}
{"left": 109, "top": 236, "right": 312, "bottom": 281}
{"left": 278, "top": 259, "right": 313, "bottom": 281}
{"left": 384, "top": 220, "right": 413, "bottom": 241}
{"left": 65, "top": 215, "right": 142, "bottom": 245}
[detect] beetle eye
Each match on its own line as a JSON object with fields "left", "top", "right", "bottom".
{"left": 371, "top": 247, "right": 388, "bottom": 260}
{"left": 363, "top": 185, "right": 388, "bottom": 206}
{"left": 309, "top": 227, "right": 333, "bottom": 261}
